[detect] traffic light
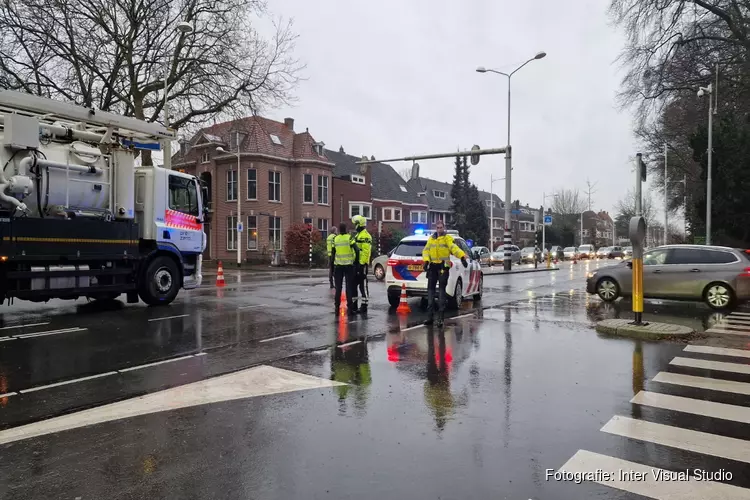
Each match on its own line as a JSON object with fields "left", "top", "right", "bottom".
{"left": 637, "top": 153, "right": 647, "bottom": 182}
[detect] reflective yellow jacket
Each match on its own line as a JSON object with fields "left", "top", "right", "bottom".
{"left": 422, "top": 233, "right": 465, "bottom": 264}
{"left": 354, "top": 228, "right": 372, "bottom": 265}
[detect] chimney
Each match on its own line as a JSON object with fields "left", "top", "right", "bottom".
{"left": 410, "top": 163, "right": 420, "bottom": 180}
{"left": 370, "top": 155, "right": 375, "bottom": 161}
{"left": 178, "top": 137, "right": 187, "bottom": 156}
{"left": 339, "top": 146, "right": 345, "bottom": 153}
{"left": 284, "top": 117, "right": 294, "bottom": 131}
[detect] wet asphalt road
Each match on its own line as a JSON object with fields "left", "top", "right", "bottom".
{"left": 2, "top": 260, "right": 750, "bottom": 499}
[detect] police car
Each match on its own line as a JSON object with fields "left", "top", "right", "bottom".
{"left": 385, "top": 229, "right": 483, "bottom": 309}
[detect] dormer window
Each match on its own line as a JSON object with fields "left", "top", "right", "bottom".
{"left": 313, "top": 141, "right": 325, "bottom": 155}
{"left": 270, "top": 134, "right": 282, "bottom": 145}
{"left": 351, "top": 175, "right": 365, "bottom": 185}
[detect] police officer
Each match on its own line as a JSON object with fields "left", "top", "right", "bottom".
{"left": 422, "top": 219, "right": 467, "bottom": 327}
{"left": 326, "top": 226, "right": 338, "bottom": 288}
{"left": 331, "top": 222, "right": 359, "bottom": 315}
{"left": 351, "top": 215, "right": 372, "bottom": 314}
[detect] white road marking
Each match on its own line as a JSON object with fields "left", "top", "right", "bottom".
{"left": 559, "top": 449, "right": 750, "bottom": 500}
{"left": 0, "top": 336, "right": 17, "bottom": 342}
{"left": 400, "top": 324, "right": 425, "bottom": 332}
{"left": 338, "top": 340, "right": 361, "bottom": 348}
{"left": 239, "top": 304, "right": 268, "bottom": 310}
{"left": 653, "top": 372, "right": 750, "bottom": 395}
{"left": 632, "top": 390, "right": 750, "bottom": 424}
{"left": 0, "top": 365, "right": 344, "bottom": 446}
{"left": 449, "top": 313, "right": 475, "bottom": 320}
{"left": 259, "top": 331, "right": 306, "bottom": 343}
{"left": 0, "top": 322, "right": 49, "bottom": 331}
{"left": 15, "top": 327, "right": 86, "bottom": 339}
{"left": 19, "top": 371, "right": 118, "bottom": 394}
{"left": 709, "top": 323, "right": 750, "bottom": 331}
{"left": 685, "top": 345, "right": 750, "bottom": 358}
{"left": 729, "top": 312, "right": 750, "bottom": 317}
{"left": 118, "top": 354, "right": 196, "bottom": 372}
{"left": 706, "top": 327, "right": 750, "bottom": 336}
{"left": 195, "top": 352, "right": 207, "bottom": 357}
{"left": 671, "top": 356, "right": 750, "bottom": 375}
{"left": 148, "top": 314, "right": 189, "bottom": 322}
{"left": 0, "top": 392, "right": 17, "bottom": 398}
{"left": 601, "top": 415, "right": 750, "bottom": 464}
{"left": 725, "top": 318, "right": 750, "bottom": 324}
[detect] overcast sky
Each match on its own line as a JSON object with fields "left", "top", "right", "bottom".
{"left": 261, "top": 0, "right": 641, "bottom": 215}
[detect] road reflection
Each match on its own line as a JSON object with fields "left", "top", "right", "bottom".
{"left": 330, "top": 320, "right": 371, "bottom": 417}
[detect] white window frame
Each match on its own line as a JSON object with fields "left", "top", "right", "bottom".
{"left": 351, "top": 175, "right": 365, "bottom": 185}
{"left": 303, "top": 173, "right": 313, "bottom": 204}
{"left": 431, "top": 212, "right": 446, "bottom": 224}
{"left": 410, "top": 210, "right": 427, "bottom": 224}
{"left": 269, "top": 171, "right": 281, "bottom": 202}
{"left": 247, "top": 168, "right": 257, "bottom": 200}
{"left": 382, "top": 207, "right": 402, "bottom": 222}
{"left": 201, "top": 151, "right": 210, "bottom": 163}
{"left": 269, "top": 216, "right": 282, "bottom": 250}
{"left": 227, "top": 215, "right": 237, "bottom": 250}
{"left": 226, "top": 170, "right": 237, "bottom": 201}
{"left": 349, "top": 203, "right": 372, "bottom": 220}
{"left": 317, "top": 175, "right": 329, "bottom": 205}
{"left": 318, "top": 218, "right": 329, "bottom": 239}
{"left": 433, "top": 190, "right": 446, "bottom": 199}
{"left": 247, "top": 215, "right": 258, "bottom": 250}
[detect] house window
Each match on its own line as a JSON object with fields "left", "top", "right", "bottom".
{"left": 269, "top": 171, "right": 281, "bottom": 202}
{"left": 382, "top": 207, "right": 402, "bottom": 222}
{"left": 246, "top": 169, "right": 257, "bottom": 200}
{"left": 431, "top": 212, "right": 445, "bottom": 224}
{"left": 349, "top": 203, "right": 372, "bottom": 219}
{"left": 433, "top": 190, "right": 446, "bottom": 199}
{"left": 318, "top": 218, "right": 329, "bottom": 239}
{"left": 269, "top": 216, "right": 282, "bottom": 250}
{"left": 318, "top": 175, "right": 329, "bottom": 205}
{"left": 582, "top": 229, "right": 590, "bottom": 237}
{"left": 230, "top": 133, "right": 246, "bottom": 151}
{"left": 247, "top": 215, "right": 258, "bottom": 250}
{"left": 351, "top": 175, "right": 365, "bottom": 185}
{"left": 303, "top": 173, "right": 313, "bottom": 203}
{"left": 399, "top": 185, "right": 408, "bottom": 192}
{"left": 201, "top": 151, "right": 210, "bottom": 163}
{"left": 226, "top": 170, "right": 237, "bottom": 201}
{"left": 270, "top": 134, "right": 282, "bottom": 145}
{"left": 227, "top": 215, "right": 237, "bottom": 250}
{"left": 410, "top": 211, "right": 427, "bottom": 224}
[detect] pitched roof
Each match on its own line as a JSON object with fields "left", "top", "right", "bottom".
{"left": 371, "top": 164, "right": 424, "bottom": 205}
{"left": 172, "top": 116, "right": 331, "bottom": 164}
{"left": 406, "top": 176, "right": 504, "bottom": 212}
{"left": 325, "top": 148, "right": 365, "bottom": 178}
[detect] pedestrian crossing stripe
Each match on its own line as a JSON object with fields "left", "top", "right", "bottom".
{"left": 560, "top": 342, "right": 750, "bottom": 497}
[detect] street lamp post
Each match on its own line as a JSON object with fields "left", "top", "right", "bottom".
{"left": 163, "top": 21, "right": 194, "bottom": 169}
{"left": 489, "top": 175, "right": 504, "bottom": 249}
{"left": 477, "top": 50, "right": 546, "bottom": 270}
{"left": 217, "top": 132, "right": 242, "bottom": 267}
{"left": 698, "top": 64, "right": 717, "bottom": 245}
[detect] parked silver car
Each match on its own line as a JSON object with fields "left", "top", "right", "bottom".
{"left": 372, "top": 249, "right": 393, "bottom": 281}
{"left": 585, "top": 245, "right": 750, "bottom": 310}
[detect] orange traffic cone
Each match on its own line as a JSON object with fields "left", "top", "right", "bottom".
{"left": 216, "top": 261, "right": 225, "bottom": 288}
{"left": 339, "top": 291, "right": 348, "bottom": 317}
{"left": 573, "top": 255, "right": 578, "bottom": 265}
{"left": 396, "top": 283, "right": 411, "bottom": 314}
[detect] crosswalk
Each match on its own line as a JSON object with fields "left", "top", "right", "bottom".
{"left": 707, "top": 312, "right": 750, "bottom": 336}
{"left": 559, "top": 343, "right": 750, "bottom": 498}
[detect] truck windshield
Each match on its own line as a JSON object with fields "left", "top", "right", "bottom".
{"left": 169, "top": 175, "right": 200, "bottom": 216}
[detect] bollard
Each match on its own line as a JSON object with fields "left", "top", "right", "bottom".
{"left": 629, "top": 215, "right": 647, "bottom": 326}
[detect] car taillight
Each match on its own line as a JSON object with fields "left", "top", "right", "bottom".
{"left": 387, "top": 259, "right": 398, "bottom": 266}
{"left": 740, "top": 267, "right": 750, "bottom": 277}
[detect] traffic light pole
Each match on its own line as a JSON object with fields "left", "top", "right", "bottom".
{"left": 630, "top": 153, "right": 647, "bottom": 326}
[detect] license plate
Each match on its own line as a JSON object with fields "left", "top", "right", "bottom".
{"left": 407, "top": 265, "right": 422, "bottom": 272}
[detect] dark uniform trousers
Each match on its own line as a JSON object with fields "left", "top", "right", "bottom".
{"left": 352, "top": 264, "right": 368, "bottom": 306}
{"left": 426, "top": 263, "right": 449, "bottom": 319}
{"left": 334, "top": 265, "right": 355, "bottom": 310}
{"left": 329, "top": 257, "right": 335, "bottom": 287}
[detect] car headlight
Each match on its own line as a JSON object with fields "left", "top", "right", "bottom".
{"left": 586, "top": 271, "right": 596, "bottom": 279}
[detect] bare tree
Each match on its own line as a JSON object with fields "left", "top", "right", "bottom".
{"left": 0, "top": 0, "right": 303, "bottom": 163}
{"left": 398, "top": 167, "right": 412, "bottom": 182}
{"left": 614, "top": 188, "right": 657, "bottom": 237}
{"left": 550, "top": 188, "right": 587, "bottom": 215}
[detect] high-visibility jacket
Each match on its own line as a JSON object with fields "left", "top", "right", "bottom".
{"left": 326, "top": 233, "right": 336, "bottom": 257}
{"left": 422, "top": 233, "right": 465, "bottom": 265}
{"left": 333, "top": 233, "right": 358, "bottom": 266}
{"left": 354, "top": 228, "right": 372, "bottom": 265}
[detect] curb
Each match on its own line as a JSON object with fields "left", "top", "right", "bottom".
{"left": 595, "top": 318, "right": 694, "bottom": 340}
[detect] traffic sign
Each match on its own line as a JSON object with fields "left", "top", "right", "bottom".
{"left": 511, "top": 209, "right": 521, "bottom": 215}
{"left": 543, "top": 215, "right": 553, "bottom": 225}
{"left": 237, "top": 222, "right": 243, "bottom": 233}
{"left": 470, "top": 145, "right": 481, "bottom": 166}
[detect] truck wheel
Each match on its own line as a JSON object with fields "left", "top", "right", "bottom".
{"left": 139, "top": 256, "right": 180, "bottom": 306}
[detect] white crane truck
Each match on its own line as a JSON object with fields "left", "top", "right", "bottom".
{"left": 0, "top": 90, "right": 206, "bottom": 306}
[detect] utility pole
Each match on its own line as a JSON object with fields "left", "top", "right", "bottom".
{"left": 664, "top": 142, "right": 668, "bottom": 246}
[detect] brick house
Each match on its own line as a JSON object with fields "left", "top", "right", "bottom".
{"left": 328, "top": 148, "right": 428, "bottom": 245}
{"left": 580, "top": 210, "right": 614, "bottom": 248}
{"left": 172, "top": 116, "right": 334, "bottom": 263}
